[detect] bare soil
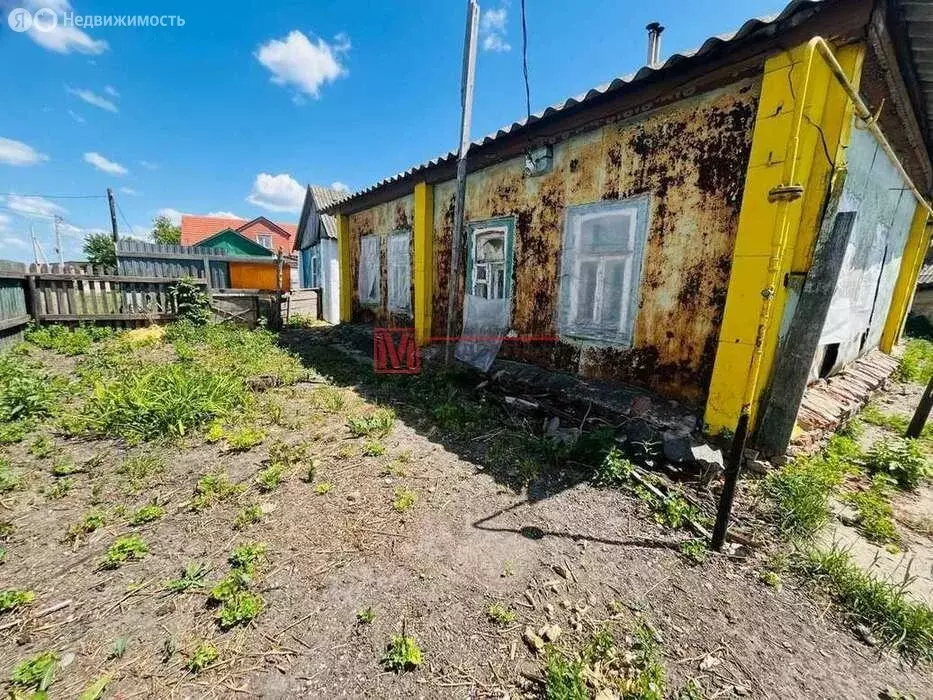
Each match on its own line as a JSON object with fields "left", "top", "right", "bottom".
{"left": 0, "top": 328, "right": 930, "bottom": 699}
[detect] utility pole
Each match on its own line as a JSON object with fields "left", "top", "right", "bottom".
{"left": 30, "top": 225, "right": 40, "bottom": 266}
{"left": 907, "top": 373, "right": 933, "bottom": 438}
{"left": 53, "top": 215, "right": 64, "bottom": 267}
{"left": 444, "top": 0, "right": 480, "bottom": 363}
{"left": 107, "top": 187, "right": 119, "bottom": 242}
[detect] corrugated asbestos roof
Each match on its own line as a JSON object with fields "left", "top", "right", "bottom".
{"left": 897, "top": 1, "right": 933, "bottom": 153}
{"left": 309, "top": 185, "right": 342, "bottom": 239}
{"left": 323, "top": 0, "right": 828, "bottom": 212}
{"left": 919, "top": 264, "right": 933, "bottom": 286}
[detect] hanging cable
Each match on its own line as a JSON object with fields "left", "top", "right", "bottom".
{"left": 521, "top": 0, "right": 531, "bottom": 120}
{"left": 0, "top": 192, "right": 105, "bottom": 199}
{"left": 115, "top": 200, "right": 135, "bottom": 235}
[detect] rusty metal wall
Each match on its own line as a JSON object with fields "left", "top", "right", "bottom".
{"left": 347, "top": 194, "right": 414, "bottom": 326}
{"left": 434, "top": 79, "right": 760, "bottom": 406}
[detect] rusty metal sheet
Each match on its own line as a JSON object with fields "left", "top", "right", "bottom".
{"left": 431, "top": 79, "right": 760, "bottom": 406}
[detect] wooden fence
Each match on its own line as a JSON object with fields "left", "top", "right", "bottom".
{"left": 0, "top": 261, "right": 29, "bottom": 346}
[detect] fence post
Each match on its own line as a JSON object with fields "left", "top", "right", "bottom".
{"left": 25, "top": 274, "right": 39, "bottom": 323}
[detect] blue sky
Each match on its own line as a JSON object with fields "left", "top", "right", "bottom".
{"left": 0, "top": 0, "right": 786, "bottom": 264}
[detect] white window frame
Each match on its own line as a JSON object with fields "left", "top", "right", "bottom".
{"left": 257, "top": 233, "right": 273, "bottom": 249}
{"left": 309, "top": 250, "right": 320, "bottom": 288}
{"left": 358, "top": 234, "right": 381, "bottom": 306}
{"left": 558, "top": 197, "right": 650, "bottom": 346}
{"left": 387, "top": 230, "right": 412, "bottom": 313}
{"left": 470, "top": 227, "right": 508, "bottom": 300}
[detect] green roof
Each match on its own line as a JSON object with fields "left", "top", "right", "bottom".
{"left": 194, "top": 229, "right": 275, "bottom": 257}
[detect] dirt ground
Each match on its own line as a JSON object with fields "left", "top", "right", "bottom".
{"left": 1, "top": 326, "right": 931, "bottom": 699}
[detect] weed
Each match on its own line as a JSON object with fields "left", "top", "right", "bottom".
{"left": 79, "top": 674, "right": 112, "bottom": 700}
{"left": 171, "top": 278, "right": 212, "bottom": 325}
{"left": 0, "top": 520, "right": 15, "bottom": 540}
{"left": 302, "top": 460, "right": 319, "bottom": 483}
{"left": 216, "top": 590, "right": 265, "bottom": 629}
{"left": 0, "top": 353, "right": 63, "bottom": 427}
{"left": 187, "top": 642, "right": 219, "bottom": 673}
{"left": 0, "top": 588, "right": 36, "bottom": 614}
{"left": 592, "top": 448, "right": 636, "bottom": 488}
{"left": 336, "top": 443, "right": 356, "bottom": 459}
{"left": 10, "top": 650, "right": 58, "bottom": 692}
{"left": 0, "top": 546, "right": 6, "bottom": 563}
{"left": 255, "top": 464, "right": 285, "bottom": 492}
{"left": 28, "top": 434, "right": 54, "bottom": 458}
{"left": 380, "top": 460, "right": 407, "bottom": 478}
{"left": 382, "top": 633, "right": 423, "bottom": 672}
{"left": 627, "top": 621, "right": 668, "bottom": 700}
{"left": 308, "top": 386, "right": 347, "bottom": 413}
{"left": 347, "top": 407, "right": 396, "bottom": 438}
{"left": 191, "top": 472, "right": 245, "bottom": 510}
{"left": 45, "top": 477, "right": 74, "bottom": 499}
{"left": 679, "top": 538, "right": 707, "bottom": 565}
{"left": 100, "top": 534, "right": 148, "bottom": 569}
{"left": 109, "top": 637, "right": 127, "bottom": 659}
{"left": 844, "top": 476, "right": 899, "bottom": 544}
{"left": 65, "top": 509, "right": 108, "bottom": 543}
{"left": 0, "top": 420, "right": 29, "bottom": 445}
{"left": 486, "top": 603, "right": 516, "bottom": 626}
{"left": 544, "top": 649, "right": 588, "bottom": 700}
{"left": 118, "top": 453, "right": 164, "bottom": 491}
{"left": 25, "top": 323, "right": 111, "bottom": 355}
{"left": 762, "top": 453, "right": 848, "bottom": 538}
{"left": 206, "top": 420, "right": 224, "bottom": 443}
{"left": 209, "top": 570, "right": 252, "bottom": 603}
{"left": 862, "top": 404, "right": 909, "bottom": 433}
{"left": 362, "top": 440, "right": 386, "bottom": 457}
{"left": 760, "top": 570, "right": 783, "bottom": 590}
{"left": 82, "top": 362, "right": 248, "bottom": 441}
{"left": 392, "top": 487, "right": 416, "bottom": 512}
{"left": 0, "top": 459, "right": 21, "bottom": 493}
{"left": 229, "top": 542, "right": 267, "bottom": 573}
{"left": 502, "top": 561, "right": 516, "bottom": 577}
{"left": 234, "top": 504, "right": 263, "bottom": 530}
{"left": 165, "top": 563, "right": 209, "bottom": 593}
{"left": 357, "top": 606, "right": 376, "bottom": 624}
{"left": 865, "top": 439, "right": 929, "bottom": 491}
{"left": 268, "top": 440, "right": 310, "bottom": 468}
{"left": 315, "top": 481, "right": 332, "bottom": 495}
{"left": 896, "top": 337, "right": 933, "bottom": 384}
{"left": 130, "top": 503, "right": 166, "bottom": 526}
{"left": 655, "top": 494, "right": 700, "bottom": 530}
{"left": 51, "top": 457, "right": 83, "bottom": 477}
{"left": 224, "top": 425, "right": 266, "bottom": 452}
{"left": 797, "top": 547, "right": 933, "bottom": 661}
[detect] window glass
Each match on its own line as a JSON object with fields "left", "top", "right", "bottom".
{"left": 358, "top": 235, "right": 380, "bottom": 305}
{"left": 387, "top": 231, "right": 411, "bottom": 313}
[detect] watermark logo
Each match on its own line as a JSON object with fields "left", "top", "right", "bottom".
{"left": 374, "top": 328, "right": 421, "bottom": 375}
{"left": 6, "top": 7, "right": 184, "bottom": 31}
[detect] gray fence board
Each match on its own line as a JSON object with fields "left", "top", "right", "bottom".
{"left": 116, "top": 240, "right": 231, "bottom": 288}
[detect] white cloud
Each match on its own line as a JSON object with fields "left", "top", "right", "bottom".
{"left": 1, "top": 194, "right": 67, "bottom": 218}
{"left": 2, "top": 236, "right": 29, "bottom": 250}
{"left": 139, "top": 160, "right": 159, "bottom": 170}
{"left": 206, "top": 211, "right": 242, "bottom": 219}
{"left": 67, "top": 109, "right": 85, "bottom": 124}
{"left": 0, "top": 137, "right": 48, "bottom": 166}
{"left": 0, "top": 214, "right": 11, "bottom": 231}
{"left": 23, "top": 1, "right": 108, "bottom": 55}
{"left": 246, "top": 173, "right": 305, "bottom": 213}
{"left": 67, "top": 87, "right": 117, "bottom": 113}
{"left": 156, "top": 208, "right": 185, "bottom": 225}
{"left": 480, "top": 6, "right": 511, "bottom": 52}
{"left": 330, "top": 181, "right": 350, "bottom": 194}
{"left": 84, "top": 151, "right": 128, "bottom": 175}
{"left": 104, "top": 85, "right": 119, "bottom": 97}
{"left": 120, "top": 187, "right": 139, "bottom": 196}
{"left": 256, "top": 30, "right": 349, "bottom": 100}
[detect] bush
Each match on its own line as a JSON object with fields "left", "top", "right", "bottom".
{"left": 0, "top": 353, "right": 62, "bottom": 430}
{"left": 897, "top": 338, "right": 933, "bottom": 384}
{"left": 865, "top": 439, "right": 929, "bottom": 491}
{"left": 171, "top": 277, "right": 211, "bottom": 325}
{"left": 82, "top": 362, "right": 248, "bottom": 441}
{"left": 25, "top": 323, "right": 112, "bottom": 355}
{"left": 83, "top": 232, "right": 116, "bottom": 268}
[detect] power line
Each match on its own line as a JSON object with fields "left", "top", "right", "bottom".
{"left": 0, "top": 192, "right": 106, "bottom": 199}
{"left": 520, "top": 0, "right": 531, "bottom": 121}
{"left": 115, "top": 200, "right": 135, "bottom": 235}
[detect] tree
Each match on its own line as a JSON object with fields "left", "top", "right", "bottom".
{"left": 152, "top": 215, "right": 181, "bottom": 245}
{"left": 83, "top": 232, "right": 116, "bottom": 268}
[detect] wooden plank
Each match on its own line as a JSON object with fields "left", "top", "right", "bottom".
{"left": 36, "top": 313, "right": 177, "bottom": 322}
{"left": 87, "top": 277, "right": 98, "bottom": 316}
{"left": 64, "top": 277, "right": 76, "bottom": 316}
{"left": 31, "top": 273, "right": 208, "bottom": 285}
{"left": 0, "top": 314, "right": 30, "bottom": 332}
{"left": 0, "top": 271, "right": 27, "bottom": 280}
{"left": 117, "top": 249, "right": 282, "bottom": 264}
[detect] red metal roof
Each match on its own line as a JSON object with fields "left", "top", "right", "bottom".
{"left": 180, "top": 215, "right": 297, "bottom": 246}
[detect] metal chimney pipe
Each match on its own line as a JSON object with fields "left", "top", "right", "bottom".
{"left": 646, "top": 22, "right": 665, "bottom": 68}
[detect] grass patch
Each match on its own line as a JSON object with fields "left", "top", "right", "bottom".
{"left": 865, "top": 438, "right": 929, "bottom": 491}
{"left": 99, "top": 534, "right": 148, "bottom": 569}
{"left": 678, "top": 538, "right": 708, "bottom": 565}
{"left": 361, "top": 440, "right": 385, "bottom": 457}
{"left": 165, "top": 563, "right": 209, "bottom": 593}
{"left": 0, "top": 352, "right": 64, "bottom": 436}
{"left": 382, "top": 633, "right": 423, "bottom": 672}
{"left": 118, "top": 453, "right": 164, "bottom": 491}
{"left": 209, "top": 543, "right": 267, "bottom": 629}
{"left": 315, "top": 481, "right": 332, "bottom": 495}
{"left": 191, "top": 472, "right": 245, "bottom": 511}
{"left": 233, "top": 504, "right": 263, "bottom": 530}
{"left": 10, "top": 650, "right": 58, "bottom": 693}
{"left": 308, "top": 386, "right": 348, "bottom": 414}
{"left": 26, "top": 323, "right": 112, "bottom": 355}
{"left": 797, "top": 547, "right": 933, "bottom": 662}
{"left": 0, "top": 588, "right": 36, "bottom": 614}
{"left": 357, "top": 607, "right": 376, "bottom": 624}
{"left": 129, "top": 503, "right": 165, "bottom": 526}
{"left": 843, "top": 477, "right": 899, "bottom": 545}
{"left": 28, "top": 434, "right": 54, "bottom": 458}
{"left": 223, "top": 425, "right": 266, "bottom": 452}
{"left": 762, "top": 451, "right": 849, "bottom": 539}
{"left": 51, "top": 457, "right": 83, "bottom": 477}
{"left": 896, "top": 337, "right": 933, "bottom": 384}
{"left": 82, "top": 362, "right": 249, "bottom": 441}
{"left": 255, "top": 464, "right": 285, "bottom": 492}
{"left": 187, "top": 642, "right": 219, "bottom": 673}
{"left": 392, "top": 487, "right": 416, "bottom": 513}
{"left": 347, "top": 407, "right": 396, "bottom": 438}
{"left": 0, "top": 458, "right": 21, "bottom": 493}
{"left": 45, "top": 477, "right": 74, "bottom": 499}
{"left": 486, "top": 603, "right": 516, "bottom": 626}
{"left": 216, "top": 590, "right": 264, "bottom": 629}
{"left": 65, "top": 509, "right": 108, "bottom": 543}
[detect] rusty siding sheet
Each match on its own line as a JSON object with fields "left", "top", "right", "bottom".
{"left": 347, "top": 194, "right": 414, "bottom": 326}
{"left": 432, "top": 79, "right": 760, "bottom": 406}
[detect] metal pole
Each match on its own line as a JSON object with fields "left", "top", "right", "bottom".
{"left": 107, "top": 187, "right": 119, "bottom": 242}
{"left": 907, "top": 373, "right": 933, "bottom": 438}
{"left": 444, "top": 0, "right": 480, "bottom": 363}
{"left": 711, "top": 412, "right": 749, "bottom": 551}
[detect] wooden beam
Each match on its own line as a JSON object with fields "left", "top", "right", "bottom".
{"left": 0, "top": 314, "right": 29, "bottom": 332}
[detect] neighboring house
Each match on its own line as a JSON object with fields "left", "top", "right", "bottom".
{"left": 323, "top": 0, "right": 933, "bottom": 456}
{"left": 294, "top": 185, "right": 344, "bottom": 323}
{"left": 180, "top": 215, "right": 299, "bottom": 289}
